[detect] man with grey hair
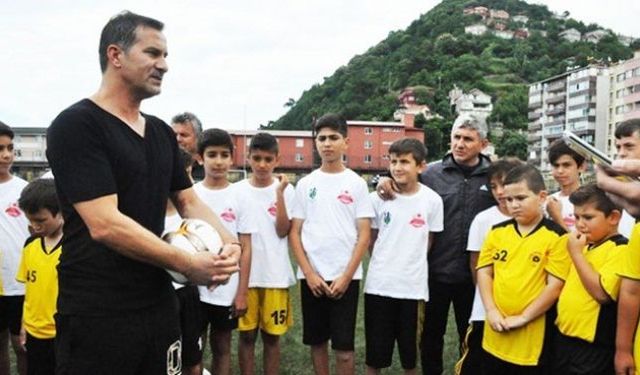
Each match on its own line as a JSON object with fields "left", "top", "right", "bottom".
{"left": 172, "top": 112, "right": 204, "bottom": 180}
{"left": 377, "top": 113, "right": 494, "bottom": 374}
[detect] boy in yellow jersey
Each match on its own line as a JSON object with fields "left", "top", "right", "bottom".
{"left": 554, "top": 184, "right": 626, "bottom": 374}
{"left": 16, "top": 178, "right": 63, "bottom": 375}
{"left": 477, "top": 164, "right": 570, "bottom": 374}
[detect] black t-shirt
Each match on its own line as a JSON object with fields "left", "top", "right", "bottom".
{"left": 46, "top": 99, "right": 192, "bottom": 315}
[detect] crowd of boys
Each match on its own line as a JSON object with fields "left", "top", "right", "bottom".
{"left": 5, "top": 9, "right": 640, "bottom": 375}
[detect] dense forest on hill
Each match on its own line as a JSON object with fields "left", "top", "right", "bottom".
{"left": 264, "top": 0, "right": 636, "bottom": 159}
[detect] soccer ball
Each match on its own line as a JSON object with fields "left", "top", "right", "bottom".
{"left": 162, "top": 218, "right": 223, "bottom": 284}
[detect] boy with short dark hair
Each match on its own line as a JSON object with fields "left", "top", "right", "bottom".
{"left": 16, "top": 178, "right": 63, "bottom": 375}
{"left": 546, "top": 139, "right": 586, "bottom": 233}
{"left": 477, "top": 165, "right": 570, "bottom": 374}
{"left": 0, "top": 121, "right": 29, "bottom": 375}
{"left": 365, "top": 138, "right": 443, "bottom": 374}
{"left": 553, "top": 184, "right": 626, "bottom": 374}
{"left": 290, "top": 113, "right": 374, "bottom": 375}
{"left": 235, "top": 132, "right": 296, "bottom": 375}
{"left": 456, "top": 157, "right": 523, "bottom": 375}
{"left": 194, "top": 128, "right": 257, "bottom": 375}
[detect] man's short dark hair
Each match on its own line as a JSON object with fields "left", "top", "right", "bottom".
{"left": 18, "top": 178, "right": 60, "bottom": 216}
{"left": 314, "top": 113, "right": 347, "bottom": 137}
{"left": 0, "top": 121, "right": 14, "bottom": 139}
{"left": 249, "top": 132, "right": 279, "bottom": 155}
{"left": 172, "top": 112, "right": 203, "bottom": 136}
{"left": 569, "top": 183, "right": 620, "bottom": 216}
{"left": 487, "top": 157, "right": 524, "bottom": 182}
{"left": 547, "top": 139, "right": 585, "bottom": 166}
{"left": 615, "top": 119, "right": 640, "bottom": 140}
{"left": 197, "top": 128, "right": 234, "bottom": 156}
{"left": 99, "top": 11, "right": 164, "bottom": 73}
{"left": 503, "top": 164, "right": 546, "bottom": 194}
{"left": 388, "top": 138, "right": 428, "bottom": 164}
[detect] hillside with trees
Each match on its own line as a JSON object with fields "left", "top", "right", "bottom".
{"left": 264, "top": 0, "right": 636, "bottom": 160}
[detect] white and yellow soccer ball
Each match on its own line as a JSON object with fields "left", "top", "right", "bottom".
{"left": 162, "top": 218, "right": 223, "bottom": 284}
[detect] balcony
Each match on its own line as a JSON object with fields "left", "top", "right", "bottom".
{"left": 546, "top": 116, "right": 565, "bottom": 127}
{"left": 546, "top": 95, "right": 565, "bottom": 104}
{"left": 543, "top": 124, "right": 564, "bottom": 139}
{"left": 546, "top": 106, "right": 565, "bottom": 116}
{"left": 528, "top": 133, "right": 541, "bottom": 142}
{"left": 528, "top": 122, "right": 542, "bottom": 131}
{"left": 547, "top": 81, "right": 566, "bottom": 92}
{"left": 528, "top": 111, "right": 543, "bottom": 120}
{"left": 528, "top": 100, "right": 543, "bottom": 109}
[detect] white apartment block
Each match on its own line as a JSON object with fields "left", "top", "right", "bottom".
{"left": 527, "top": 65, "right": 609, "bottom": 173}
{"left": 607, "top": 51, "right": 640, "bottom": 158}
{"left": 11, "top": 127, "right": 48, "bottom": 180}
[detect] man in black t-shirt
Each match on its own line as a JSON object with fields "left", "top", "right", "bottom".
{"left": 46, "top": 11, "right": 241, "bottom": 375}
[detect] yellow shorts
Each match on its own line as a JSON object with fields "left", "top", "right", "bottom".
{"left": 238, "top": 288, "right": 293, "bottom": 335}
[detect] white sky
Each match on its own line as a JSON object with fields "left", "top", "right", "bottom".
{"left": 0, "top": 0, "right": 637, "bottom": 130}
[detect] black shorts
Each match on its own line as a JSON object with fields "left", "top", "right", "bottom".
{"left": 201, "top": 302, "right": 238, "bottom": 331}
{"left": 300, "top": 279, "right": 359, "bottom": 351}
{"left": 0, "top": 295, "right": 24, "bottom": 335}
{"left": 552, "top": 332, "right": 614, "bottom": 375}
{"left": 364, "top": 294, "right": 419, "bottom": 370}
{"left": 26, "top": 333, "right": 55, "bottom": 375}
{"left": 483, "top": 352, "right": 544, "bottom": 375}
{"left": 55, "top": 296, "right": 181, "bottom": 375}
{"left": 456, "top": 321, "right": 488, "bottom": 375}
{"left": 176, "top": 286, "right": 204, "bottom": 367}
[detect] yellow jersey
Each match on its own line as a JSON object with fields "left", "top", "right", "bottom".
{"left": 618, "top": 222, "right": 640, "bottom": 375}
{"left": 477, "top": 218, "right": 569, "bottom": 366}
{"left": 556, "top": 234, "right": 627, "bottom": 346}
{"left": 16, "top": 236, "right": 61, "bottom": 339}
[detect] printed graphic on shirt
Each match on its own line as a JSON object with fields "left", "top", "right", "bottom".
{"left": 383, "top": 211, "right": 391, "bottom": 225}
{"left": 337, "top": 190, "right": 354, "bottom": 204}
{"left": 409, "top": 214, "right": 426, "bottom": 228}
{"left": 220, "top": 208, "right": 236, "bottom": 223}
{"left": 267, "top": 202, "right": 277, "bottom": 217}
{"left": 4, "top": 203, "right": 21, "bottom": 218}
{"left": 309, "top": 187, "right": 317, "bottom": 200}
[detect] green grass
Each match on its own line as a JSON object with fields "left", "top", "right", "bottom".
{"left": 200, "top": 285, "right": 462, "bottom": 374}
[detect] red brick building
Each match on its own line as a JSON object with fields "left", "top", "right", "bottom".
{"left": 228, "top": 114, "right": 423, "bottom": 175}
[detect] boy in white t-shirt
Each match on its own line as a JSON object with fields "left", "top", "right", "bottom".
{"left": 545, "top": 139, "right": 586, "bottom": 233}
{"left": 193, "top": 129, "right": 257, "bottom": 375}
{"left": 455, "top": 158, "right": 522, "bottom": 375}
{"left": 0, "top": 122, "right": 29, "bottom": 375}
{"left": 235, "top": 133, "right": 297, "bottom": 375}
{"left": 365, "top": 138, "right": 443, "bottom": 374}
{"left": 290, "top": 113, "right": 374, "bottom": 375}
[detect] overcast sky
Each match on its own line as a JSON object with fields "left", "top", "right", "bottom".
{"left": 0, "top": 1, "right": 637, "bottom": 130}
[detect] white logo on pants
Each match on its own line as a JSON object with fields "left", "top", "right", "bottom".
{"left": 167, "top": 339, "right": 182, "bottom": 375}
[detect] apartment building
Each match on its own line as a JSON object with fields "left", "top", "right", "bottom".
{"left": 607, "top": 51, "right": 640, "bottom": 158}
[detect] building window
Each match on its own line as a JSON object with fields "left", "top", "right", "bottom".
{"left": 364, "top": 155, "right": 372, "bottom": 163}
{"left": 364, "top": 140, "right": 373, "bottom": 149}
{"left": 245, "top": 137, "right": 252, "bottom": 146}
{"left": 295, "top": 153, "right": 303, "bottom": 162}
{"left": 15, "top": 149, "right": 22, "bottom": 157}
{"left": 296, "top": 139, "right": 304, "bottom": 148}
{"left": 364, "top": 127, "right": 372, "bottom": 135}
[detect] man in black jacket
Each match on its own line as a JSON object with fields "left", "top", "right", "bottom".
{"left": 378, "top": 114, "right": 495, "bottom": 374}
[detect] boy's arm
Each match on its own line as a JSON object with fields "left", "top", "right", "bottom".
{"left": 469, "top": 252, "right": 479, "bottom": 285}
{"left": 504, "top": 274, "right": 564, "bottom": 330}
{"left": 232, "top": 232, "right": 252, "bottom": 318}
{"left": 289, "top": 218, "right": 330, "bottom": 297}
{"left": 369, "top": 229, "right": 379, "bottom": 255}
{"left": 567, "top": 231, "right": 611, "bottom": 303}
{"left": 616, "top": 278, "right": 640, "bottom": 375}
{"left": 477, "top": 265, "right": 507, "bottom": 332}
{"left": 546, "top": 197, "right": 570, "bottom": 232}
{"left": 328, "top": 218, "right": 371, "bottom": 299}
{"left": 275, "top": 175, "right": 292, "bottom": 238}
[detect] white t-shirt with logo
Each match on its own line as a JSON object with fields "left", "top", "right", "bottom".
{"left": 467, "top": 205, "right": 511, "bottom": 322}
{"left": 549, "top": 191, "right": 575, "bottom": 232}
{"left": 0, "top": 176, "right": 30, "bottom": 296}
{"left": 364, "top": 185, "right": 443, "bottom": 301}
{"left": 235, "top": 179, "right": 297, "bottom": 288}
{"left": 292, "top": 168, "right": 374, "bottom": 281}
{"left": 193, "top": 182, "right": 257, "bottom": 306}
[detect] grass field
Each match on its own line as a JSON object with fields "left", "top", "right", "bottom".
{"left": 200, "top": 284, "right": 462, "bottom": 375}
